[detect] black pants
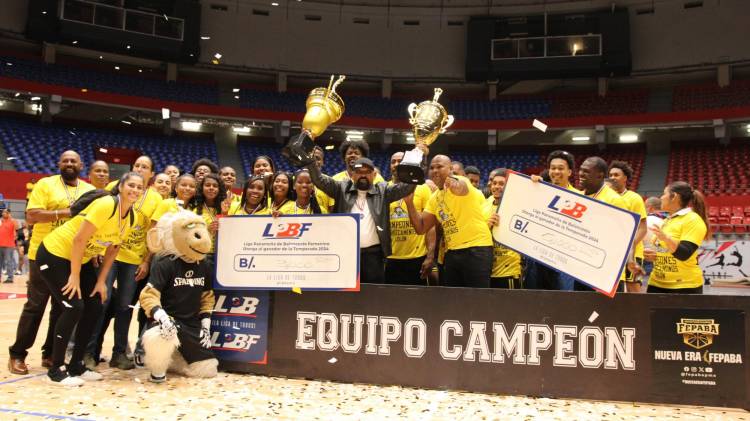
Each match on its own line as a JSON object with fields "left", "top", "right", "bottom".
{"left": 385, "top": 256, "right": 427, "bottom": 286}
{"left": 8, "top": 259, "right": 61, "bottom": 360}
{"left": 360, "top": 245, "right": 385, "bottom": 284}
{"left": 443, "top": 246, "right": 492, "bottom": 288}
{"left": 647, "top": 285, "right": 703, "bottom": 294}
{"left": 36, "top": 244, "right": 104, "bottom": 369}
{"left": 491, "top": 276, "right": 523, "bottom": 289}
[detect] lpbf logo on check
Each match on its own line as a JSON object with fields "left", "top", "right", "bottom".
{"left": 547, "top": 195, "right": 588, "bottom": 220}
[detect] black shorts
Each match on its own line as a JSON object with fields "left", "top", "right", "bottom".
{"left": 147, "top": 320, "right": 215, "bottom": 364}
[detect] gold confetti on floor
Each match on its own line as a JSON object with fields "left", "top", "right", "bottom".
{"left": 1, "top": 276, "right": 748, "bottom": 420}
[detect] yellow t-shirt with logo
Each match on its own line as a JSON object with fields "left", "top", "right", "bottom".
{"left": 424, "top": 176, "right": 492, "bottom": 251}
{"left": 649, "top": 210, "right": 706, "bottom": 290}
{"left": 228, "top": 201, "right": 271, "bottom": 216}
{"left": 42, "top": 196, "right": 132, "bottom": 263}
{"left": 620, "top": 190, "right": 647, "bottom": 262}
{"left": 278, "top": 200, "right": 327, "bottom": 215}
{"left": 116, "top": 188, "right": 162, "bottom": 265}
{"left": 388, "top": 183, "right": 431, "bottom": 259}
{"left": 483, "top": 197, "right": 522, "bottom": 278}
{"left": 26, "top": 176, "right": 95, "bottom": 260}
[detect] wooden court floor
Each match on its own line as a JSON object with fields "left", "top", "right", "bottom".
{"left": 0, "top": 275, "right": 748, "bottom": 421}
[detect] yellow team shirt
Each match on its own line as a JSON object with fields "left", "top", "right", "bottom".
{"left": 315, "top": 189, "right": 334, "bottom": 212}
{"left": 565, "top": 183, "right": 581, "bottom": 193}
{"left": 151, "top": 198, "right": 182, "bottom": 223}
{"left": 228, "top": 201, "right": 271, "bottom": 216}
{"left": 116, "top": 188, "right": 162, "bottom": 265}
{"left": 587, "top": 184, "right": 629, "bottom": 281}
{"left": 649, "top": 209, "right": 707, "bottom": 290}
{"left": 388, "top": 182, "right": 431, "bottom": 259}
{"left": 424, "top": 176, "right": 492, "bottom": 251}
{"left": 26, "top": 175, "right": 95, "bottom": 260}
{"left": 42, "top": 196, "right": 132, "bottom": 263}
{"left": 483, "top": 197, "right": 522, "bottom": 278}
{"left": 620, "top": 190, "right": 647, "bottom": 262}
{"left": 278, "top": 199, "right": 327, "bottom": 215}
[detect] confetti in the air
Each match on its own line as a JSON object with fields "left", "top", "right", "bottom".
{"left": 40, "top": 264, "right": 48, "bottom": 270}
{"left": 62, "top": 301, "right": 73, "bottom": 308}
{"left": 588, "top": 311, "right": 599, "bottom": 323}
{"left": 532, "top": 119, "right": 548, "bottom": 132}
{"left": 328, "top": 357, "right": 337, "bottom": 364}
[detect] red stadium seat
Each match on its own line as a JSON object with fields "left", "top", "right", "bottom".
{"left": 709, "top": 206, "right": 719, "bottom": 217}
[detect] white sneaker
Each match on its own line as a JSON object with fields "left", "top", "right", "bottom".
{"left": 75, "top": 369, "right": 103, "bottom": 382}
{"left": 47, "top": 367, "right": 85, "bottom": 387}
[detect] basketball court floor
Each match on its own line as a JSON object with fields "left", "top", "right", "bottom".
{"left": 0, "top": 275, "right": 747, "bottom": 420}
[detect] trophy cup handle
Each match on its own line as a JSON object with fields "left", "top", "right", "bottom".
{"left": 440, "top": 114, "right": 455, "bottom": 133}
{"left": 407, "top": 103, "right": 418, "bottom": 120}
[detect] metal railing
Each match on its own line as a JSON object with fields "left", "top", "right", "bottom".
{"left": 60, "top": 0, "right": 184, "bottom": 41}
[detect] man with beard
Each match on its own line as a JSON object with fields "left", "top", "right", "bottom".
{"left": 575, "top": 156, "right": 631, "bottom": 292}
{"left": 404, "top": 155, "right": 493, "bottom": 288}
{"left": 8, "top": 151, "right": 94, "bottom": 375}
{"left": 307, "top": 157, "right": 416, "bottom": 283}
{"left": 332, "top": 140, "right": 385, "bottom": 184}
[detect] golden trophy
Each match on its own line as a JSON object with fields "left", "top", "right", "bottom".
{"left": 282, "top": 75, "right": 346, "bottom": 167}
{"left": 396, "top": 88, "right": 454, "bottom": 184}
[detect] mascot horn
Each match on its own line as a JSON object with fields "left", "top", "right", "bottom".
{"left": 138, "top": 210, "right": 219, "bottom": 383}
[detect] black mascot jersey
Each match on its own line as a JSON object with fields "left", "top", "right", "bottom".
{"left": 149, "top": 255, "right": 213, "bottom": 321}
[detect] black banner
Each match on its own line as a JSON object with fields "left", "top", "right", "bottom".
{"left": 220, "top": 285, "right": 750, "bottom": 409}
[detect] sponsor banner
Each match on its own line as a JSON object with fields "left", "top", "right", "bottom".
{"left": 699, "top": 241, "right": 750, "bottom": 286}
{"left": 651, "top": 308, "right": 745, "bottom": 400}
{"left": 220, "top": 285, "right": 750, "bottom": 409}
{"left": 215, "top": 214, "right": 360, "bottom": 290}
{"left": 495, "top": 172, "right": 639, "bottom": 296}
{"left": 210, "top": 290, "right": 270, "bottom": 364}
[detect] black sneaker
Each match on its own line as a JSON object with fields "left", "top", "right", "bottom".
{"left": 149, "top": 373, "right": 166, "bottom": 383}
{"left": 133, "top": 353, "right": 145, "bottom": 369}
{"left": 46, "top": 366, "right": 84, "bottom": 387}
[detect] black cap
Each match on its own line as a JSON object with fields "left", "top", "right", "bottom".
{"left": 352, "top": 158, "right": 375, "bottom": 171}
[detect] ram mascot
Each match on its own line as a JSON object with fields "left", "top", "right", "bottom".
{"left": 138, "top": 210, "right": 218, "bottom": 383}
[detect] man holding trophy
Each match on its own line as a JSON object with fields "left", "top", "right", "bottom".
{"left": 400, "top": 90, "right": 494, "bottom": 288}
{"left": 281, "top": 76, "right": 419, "bottom": 283}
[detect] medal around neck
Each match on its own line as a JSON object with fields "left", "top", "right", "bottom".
{"left": 396, "top": 88, "right": 454, "bottom": 184}
{"left": 281, "top": 75, "right": 346, "bottom": 167}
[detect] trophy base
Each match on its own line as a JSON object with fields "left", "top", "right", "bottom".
{"left": 281, "top": 132, "right": 316, "bottom": 167}
{"left": 396, "top": 163, "right": 425, "bottom": 185}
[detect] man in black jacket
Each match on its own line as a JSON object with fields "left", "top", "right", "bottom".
{"left": 306, "top": 157, "right": 417, "bottom": 283}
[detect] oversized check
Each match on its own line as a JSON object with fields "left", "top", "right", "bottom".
{"left": 215, "top": 214, "right": 360, "bottom": 291}
{"left": 494, "top": 172, "right": 639, "bottom": 297}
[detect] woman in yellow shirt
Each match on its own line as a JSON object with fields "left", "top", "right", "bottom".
{"left": 192, "top": 173, "right": 226, "bottom": 262}
{"left": 278, "top": 169, "right": 325, "bottom": 215}
{"left": 270, "top": 171, "right": 293, "bottom": 214}
{"left": 151, "top": 174, "right": 198, "bottom": 223}
{"left": 151, "top": 173, "right": 172, "bottom": 199}
{"left": 36, "top": 172, "right": 144, "bottom": 386}
{"left": 645, "top": 181, "right": 709, "bottom": 294}
{"left": 91, "top": 155, "right": 160, "bottom": 370}
{"left": 229, "top": 175, "right": 271, "bottom": 216}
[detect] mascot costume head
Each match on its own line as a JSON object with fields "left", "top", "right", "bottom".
{"left": 139, "top": 210, "right": 218, "bottom": 383}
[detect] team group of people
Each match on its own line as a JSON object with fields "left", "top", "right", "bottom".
{"left": 5, "top": 139, "right": 709, "bottom": 386}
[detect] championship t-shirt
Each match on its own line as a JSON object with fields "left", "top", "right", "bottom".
{"left": 649, "top": 208, "right": 707, "bottom": 290}
{"left": 148, "top": 254, "right": 213, "bottom": 321}
{"left": 424, "top": 175, "right": 492, "bottom": 251}
{"left": 26, "top": 175, "right": 94, "bottom": 260}
{"left": 116, "top": 188, "right": 163, "bottom": 265}
{"left": 620, "top": 190, "right": 647, "bottom": 263}
{"left": 586, "top": 184, "right": 629, "bottom": 281}
{"left": 42, "top": 195, "right": 132, "bottom": 263}
{"left": 388, "top": 182, "right": 431, "bottom": 259}
{"left": 483, "top": 197, "right": 521, "bottom": 278}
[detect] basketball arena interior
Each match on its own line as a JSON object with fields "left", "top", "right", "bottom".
{"left": 0, "top": 0, "right": 749, "bottom": 419}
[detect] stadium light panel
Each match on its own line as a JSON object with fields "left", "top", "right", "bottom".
{"left": 619, "top": 134, "right": 638, "bottom": 142}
